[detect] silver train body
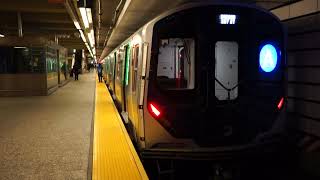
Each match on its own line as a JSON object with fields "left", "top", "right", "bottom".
{"left": 103, "top": 3, "right": 287, "bottom": 159}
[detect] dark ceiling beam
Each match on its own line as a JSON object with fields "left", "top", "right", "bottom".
{"left": 59, "top": 41, "right": 84, "bottom": 45}
{"left": 57, "top": 39, "right": 83, "bottom": 43}
{"left": 23, "top": 22, "right": 75, "bottom": 29}
{"left": 3, "top": 25, "right": 77, "bottom": 31}
{"left": 23, "top": 19, "right": 73, "bottom": 24}
{"left": 59, "top": 39, "right": 83, "bottom": 43}
{"left": 3, "top": 31, "right": 79, "bottom": 37}
{"left": 60, "top": 45, "right": 86, "bottom": 49}
{"left": 64, "top": 43, "right": 83, "bottom": 46}
{"left": 22, "top": 13, "right": 72, "bottom": 24}
{"left": 36, "top": 27, "right": 77, "bottom": 31}
{"left": 0, "top": 1, "right": 66, "bottom": 13}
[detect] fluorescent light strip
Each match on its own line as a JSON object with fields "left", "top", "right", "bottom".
{"left": 89, "top": 29, "right": 95, "bottom": 47}
{"left": 0, "top": 34, "right": 4, "bottom": 38}
{"left": 73, "top": 21, "right": 81, "bottom": 30}
{"left": 14, "top": 46, "right": 26, "bottom": 48}
{"left": 86, "top": 46, "right": 91, "bottom": 52}
{"left": 86, "top": 8, "right": 93, "bottom": 24}
{"left": 79, "top": 30, "right": 86, "bottom": 43}
{"left": 79, "top": 8, "right": 89, "bottom": 29}
{"left": 85, "top": 42, "right": 91, "bottom": 54}
{"left": 89, "top": 38, "right": 94, "bottom": 47}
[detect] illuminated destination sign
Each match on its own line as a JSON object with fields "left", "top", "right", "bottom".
{"left": 219, "top": 14, "right": 237, "bottom": 24}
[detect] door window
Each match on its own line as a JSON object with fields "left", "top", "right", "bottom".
{"left": 215, "top": 41, "right": 238, "bottom": 100}
{"left": 131, "top": 45, "right": 139, "bottom": 92}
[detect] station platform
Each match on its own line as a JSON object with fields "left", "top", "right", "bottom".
{"left": 0, "top": 71, "right": 148, "bottom": 180}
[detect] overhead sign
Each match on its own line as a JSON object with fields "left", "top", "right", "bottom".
{"left": 219, "top": 14, "right": 237, "bottom": 25}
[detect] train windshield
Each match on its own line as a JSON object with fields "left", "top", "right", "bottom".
{"left": 156, "top": 38, "right": 195, "bottom": 90}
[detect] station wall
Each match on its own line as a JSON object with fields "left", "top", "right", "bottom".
{"left": 271, "top": 0, "right": 320, "bottom": 177}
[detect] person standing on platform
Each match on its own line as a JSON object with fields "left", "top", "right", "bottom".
{"left": 73, "top": 65, "right": 80, "bottom": 81}
{"left": 61, "top": 62, "right": 67, "bottom": 80}
{"left": 70, "top": 67, "right": 73, "bottom": 78}
{"left": 97, "top": 63, "right": 103, "bottom": 83}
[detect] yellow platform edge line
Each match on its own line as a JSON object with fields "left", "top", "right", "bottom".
{"left": 92, "top": 75, "right": 149, "bottom": 180}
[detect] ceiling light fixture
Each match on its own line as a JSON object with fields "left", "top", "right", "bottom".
{"left": 85, "top": 43, "right": 91, "bottom": 52}
{"left": 79, "top": 8, "right": 89, "bottom": 29}
{"left": 92, "top": 47, "right": 96, "bottom": 55}
{"left": 0, "top": 34, "right": 4, "bottom": 38}
{"left": 88, "top": 29, "right": 95, "bottom": 48}
{"left": 86, "top": 8, "right": 93, "bottom": 24}
{"left": 73, "top": 21, "right": 81, "bottom": 30}
{"left": 79, "top": 30, "right": 86, "bottom": 43}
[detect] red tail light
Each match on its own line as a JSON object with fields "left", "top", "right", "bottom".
{"left": 149, "top": 103, "right": 161, "bottom": 117}
{"left": 277, "top": 97, "right": 284, "bottom": 110}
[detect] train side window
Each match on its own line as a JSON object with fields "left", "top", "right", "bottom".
{"left": 157, "top": 38, "right": 195, "bottom": 90}
{"left": 105, "top": 58, "right": 109, "bottom": 72}
{"left": 111, "top": 55, "right": 115, "bottom": 76}
{"left": 108, "top": 59, "right": 111, "bottom": 75}
{"left": 116, "top": 52, "right": 122, "bottom": 80}
{"left": 131, "top": 45, "right": 139, "bottom": 92}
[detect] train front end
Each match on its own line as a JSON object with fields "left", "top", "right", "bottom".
{"left": 144, "top": 4, "right": 286, "bottom": 158}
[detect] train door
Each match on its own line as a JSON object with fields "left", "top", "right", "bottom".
{"left": 203, "top": 41, "right": 239, "bottom": 142}
{"left": 107, "top": 58, "right": 110, "bottom": 82}
{"left": 115, "top": 50, "right": 124, "bottom": 108}
{"left": 127, "top": 44, "right": 140, "bottom": 140}
{"left": 112, "top": 52, "right": 117, "bottom": 95}
{"left": 122, "top": 45, "right": 130, "bottom": 120}
{"left": 106, "top": 58, "right": 109, "bottom": 83}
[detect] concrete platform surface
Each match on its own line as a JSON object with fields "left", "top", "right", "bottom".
{"left": 0, "top": 72, "right": 95, "bottom": 180}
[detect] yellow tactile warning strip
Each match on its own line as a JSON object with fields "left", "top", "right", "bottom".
{"left": 92, "top": 75, "right": 148, "bottom": 180}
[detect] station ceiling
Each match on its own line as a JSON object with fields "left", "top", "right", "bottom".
{"left": 0, "top": 0, "right": 84, "bottom": 49}
{"left": 0, "top": 0, "right": 291, "bottom": 57}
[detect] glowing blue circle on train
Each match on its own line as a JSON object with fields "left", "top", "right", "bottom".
{"left": 259, "top": 44, "right": 278, "bottom": 72}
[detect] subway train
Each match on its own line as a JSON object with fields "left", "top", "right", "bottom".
{"left": 102, "top": 2, "right": 287, "bottom": 160}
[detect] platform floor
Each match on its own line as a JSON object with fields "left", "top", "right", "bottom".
{"left": 92, "top": 76, "right": 148, "bottom": 180}
{"left": 0, "top": 72, "right": 95, "bottom": 179}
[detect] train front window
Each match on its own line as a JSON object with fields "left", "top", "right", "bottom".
{"left": 157, "top": 38, "right": 195, "bottom": 90}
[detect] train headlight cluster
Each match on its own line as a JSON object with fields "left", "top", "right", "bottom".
{"left": 259, "top": 44, "right": 278, "bottom": 73}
